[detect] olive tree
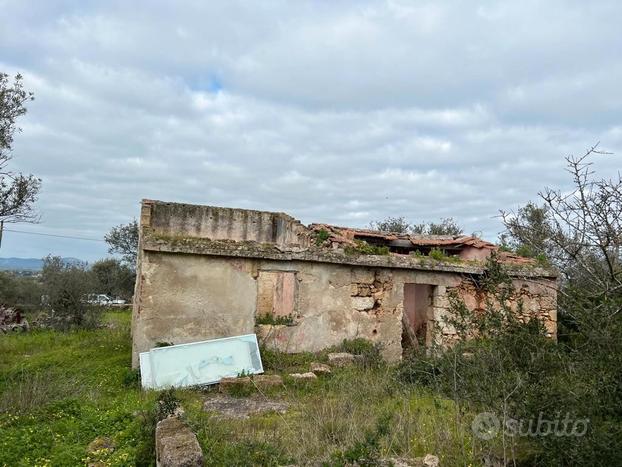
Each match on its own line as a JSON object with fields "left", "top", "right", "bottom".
{"left": 105, "top": 219, "right": 139, "bottom": 269}
{"left": 0, "top": 73, "right": 40, "bottom": 224}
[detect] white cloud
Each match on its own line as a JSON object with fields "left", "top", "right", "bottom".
{"left": 0, "top": 0, "right": 620, "bottom": 261}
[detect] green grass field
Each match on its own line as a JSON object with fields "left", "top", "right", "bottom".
{"left": 0, "top": 311, "right": 480, "bottom": 466}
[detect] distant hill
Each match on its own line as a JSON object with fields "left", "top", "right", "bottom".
{"left": 0, "top": 257, "right": 83, "bottom": 271}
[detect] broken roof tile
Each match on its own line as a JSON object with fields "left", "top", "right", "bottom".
{"left": 310, "top": 222, "right": 537, "bottom": 265}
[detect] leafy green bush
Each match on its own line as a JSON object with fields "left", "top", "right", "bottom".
{"left": 90, "top": 258, "right": 136, "bottom": 301}
{"left": 121, "top": 368, "right": 140, "bottom": 388}
{"left": 315, "top": 228, "right": 330, "bottom": 246}
{"left": 344, "top": 240, "right": 390, "bottom": 256}
{"left": 428, "top": 248, "right": 447, "bottom": 261}
{"left": 0, "top": 271, "right": 43, "bottom": 310}
{"left": 41, "top": 255, "right": 101, "bottom": 330}
{"left": 398, "top": 256, "right": 622, "bottom": 466}
{"left": 155, "top": 389, "right": 181, "bottom": 420}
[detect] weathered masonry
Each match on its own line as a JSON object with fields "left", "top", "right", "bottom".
{"left": 131, "top": 200, "right": 558, "bottom": 367}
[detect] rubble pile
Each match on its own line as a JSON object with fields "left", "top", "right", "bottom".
{"left": 0, "top": 306, "right": 29, "bottom": 333}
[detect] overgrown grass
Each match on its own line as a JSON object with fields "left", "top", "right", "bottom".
{"left": 187, "top": 366, "right": 478, "bottom": 465}
{"left": 0, "top": 313, "right": 481, "bottom": 466}
{"left": 0, "top": 311, "right": 159, "bottom": 466}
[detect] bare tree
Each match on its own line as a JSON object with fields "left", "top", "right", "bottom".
{"left": 0, "top": 73, "right": 40, "bottom": 223}
{"left": 501, "top": 144, "right": 621, "bottom": 309}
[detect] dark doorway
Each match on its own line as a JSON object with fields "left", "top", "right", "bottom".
{"left": 403, "top": 283, "right": 434, "bottom": 349}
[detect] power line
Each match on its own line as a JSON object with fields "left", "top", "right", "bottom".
{"left": 2, "top": 228, "right": 106, "bottom": 242}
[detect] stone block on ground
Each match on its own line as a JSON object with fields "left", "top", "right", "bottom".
{"left": 203, "top": 394, "right": 289, "bottom": 419}
{"left": 155, "top": 417, "right": 203, "bottom": 467}
{"left": 87, "top": 436, "right": 115, "bottom": 455}
{"left": 253, "top": 374, "right": 283, "bottom": 389}
{"left": 288, "top": 372, "right": 318, "bottom": 381}
{"left": 310, "top": 362, "right": 331, "bottom": 375}
{"left": 219, "top": 376, "right": 251, "bottom": 392}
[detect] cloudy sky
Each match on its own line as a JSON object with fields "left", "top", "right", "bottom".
{"left": 1, "top": 0, "right": 621, "bottom": 262}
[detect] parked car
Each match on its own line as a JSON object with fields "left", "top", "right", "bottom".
{"left": 85, "top": 294, "right": 126, "bottom": 306}
{"left": 86, "top": 294, "right": 112, "bottom": 306}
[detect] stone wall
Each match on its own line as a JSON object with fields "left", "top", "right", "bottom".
{"left": 429, "top": 277, "right": 558, "bottom": 346}
{"left": 132, "top": 200, "right": 558, "bottom": 367}
{"left": 141, "top": 199, "right": 309, "bottom": 247}
{"left": 132, "top": 249, "right": 557, "bottom": 367}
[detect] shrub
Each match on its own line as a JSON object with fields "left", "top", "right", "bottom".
{"left": 398, "top": 256, "right": 622, "bottom": 466}
{"left": 0, "top": 271, "right": 43, "bottom": 311}
{"left": 428, "top": 248, "right": 446, "bottom": 261}
{"left": 315, "top": 228, "right": 330, "bottom": 246}
{"left": 344, "top": 240, "right": 390, "bottom": 256}
{"left": 90, "top": 258, "right": 136, "bottom": 301}
{"left": 41, "top": 256, "right": 101, "bottom": 330}
{"left": 121, "top": 368, "right": 140, "bottom": 388}
{"left": 155, "top": 389, "right": 181, "bottom": 420}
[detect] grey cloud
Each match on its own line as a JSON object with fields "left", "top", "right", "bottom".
{"left": 0, "top": 0, "right": 620, "bottom": 261}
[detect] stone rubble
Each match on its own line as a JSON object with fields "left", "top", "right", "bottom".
{"left": 253, "top": 374, "right": 284, "bottom": 389}
{"left": 310, "top": 362, "right": 332, "bottom": 374}
{"left": 288, "top": 372, "right": 318, "bottom": 381}
{"left": 0, "top": 306, "right": 29, "bottom": 333}
{"left": 218, "top": 376, "right": 251, "bottom": 392}
{"left": 155, "top": 416, "right": 203, "bottom": 467}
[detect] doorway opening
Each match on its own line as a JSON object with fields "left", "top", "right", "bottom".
{"left": 403, "top": 283, "right": 434, "bottom": 351}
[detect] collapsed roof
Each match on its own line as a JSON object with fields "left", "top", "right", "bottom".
{"left": 139, "top": 199, "right": 544, "bottom": 270}
{"left": 309, "top": 223, "right": 535, "bottom": 265}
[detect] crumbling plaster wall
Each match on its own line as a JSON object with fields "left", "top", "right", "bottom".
{"left": 257, "top": 262, "right": 407, "bottom": 361}
{"left": 131, "top": 252, "right": 258, "bottom": 367}
{"left": 132, "top": 250, "right": 470, "bottom": 365}
{"left": 132, "top": 252, "right": 557, "bottom": 367}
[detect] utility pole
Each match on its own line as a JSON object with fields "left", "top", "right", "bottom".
{"left": 0, "top": 221, "right": 3, "bottom": 249}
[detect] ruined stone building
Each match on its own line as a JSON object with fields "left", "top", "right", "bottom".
{"left": 131, "top": 200, "right": 557, "bottom": 366}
